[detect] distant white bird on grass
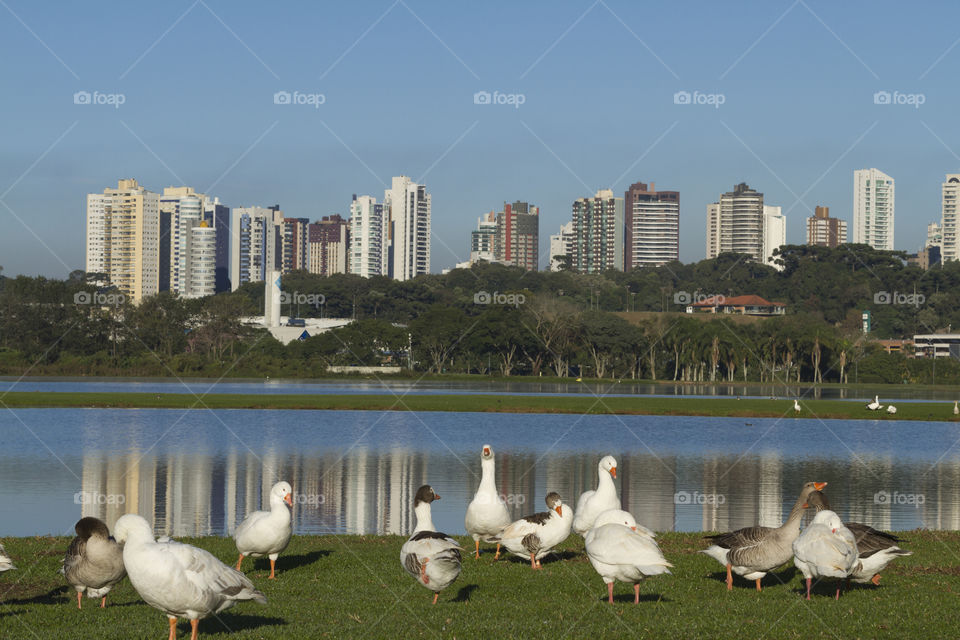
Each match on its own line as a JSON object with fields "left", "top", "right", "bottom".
{"left": 0, "top": 542, "right": 14, "bottom": 572}
{"left": 114, "top": 514, "right": 266, "bottom": 640}
{"left": 866, "top": 396, "right": 882, "bottom": 411}
{"left": 886, "top": 405, "right": 897, "bottom": 414}
{"left": 953, "top": 401, "right": 958, "bottom": 416}
{"left": 584, "top": 510, "right": 671, "bottom": 604}
{"left": 793, "top": 400, "right": 801, "bottom": 413}
{"left": 234, "top": 481, "right": 293, "bottom": 579}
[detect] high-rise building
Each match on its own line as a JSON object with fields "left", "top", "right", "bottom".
{"left": 706, "top": 183, "right": 764, "bottom": 261}
{"left": 940, "top": 175, "right": 959, "bottom": 262}
{"left": 548, "top": 221, "right": 575, "bottom": 271}
{"left": 496, "top": 201, "right": 539, "bottom": 271}
{"left": 571, "top": 189, "right": 624, "bottom": 273}
{"left": 469, "top": 211, "right": 498, "bottom": 264}
{"left": 184, "top": 219, "right": 216, "bottom": 298}
{"left": 624, "top": 181, "right": 679, "bottom": 269}
{"left": 281, "top": 217, "right": 310, "bottom": 273}
{"left": 160, "top": 187, "right": 207, "bottom": 295}
{"left": 385, "top": 176, "right": 431, "bottom": 281}
{"left": 762, "top": 205, "right": 786, "bottom": 270}
{"left": 308, "top": 215, "right": 349, "bottom": 277}
{"left": 853, "top": 168, "right": 895, "bottom": 250}
{"left": 205, "top": 197, "right": 231, "bottom": 293}
{"left": 349, "top": 195, "right": 389, "bottom": 278}
{"left": 85, "top": 178, "right": 160, "bottom": 303}
{"left": 806, "top": 206, "right": 847, "bottom": 248}
{"left": 229, "top": 206, "right": 279, "bottom": 291}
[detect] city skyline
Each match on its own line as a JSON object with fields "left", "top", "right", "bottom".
{"left": 6, "top": 2, "right": 960, "bottom": 277}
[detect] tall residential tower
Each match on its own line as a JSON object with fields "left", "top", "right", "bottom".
{"left": 853, "top": 168, "right": 895, "bottom": 250}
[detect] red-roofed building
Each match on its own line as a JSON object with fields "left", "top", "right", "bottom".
{"left": 687, "top": 294, "right": 786, "bottom": 316}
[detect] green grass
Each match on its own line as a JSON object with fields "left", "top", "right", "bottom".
{"left": 0, "top": 531, "right": 955, "bottom": 638}
{"left": 2, "top": 391, "right": 959, "bottom": 422}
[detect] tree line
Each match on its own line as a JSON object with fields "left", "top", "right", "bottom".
{"left": 1, "top": 244, "right": 958, "bottom": 384}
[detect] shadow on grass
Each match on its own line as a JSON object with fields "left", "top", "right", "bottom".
{"left": 794, "top": 577, "right": 877, "bottom": 599}
{"left": 251, "top": 550, "right": 331, "bottom": 573}
{"left": 604, "top": 592, "right": 670, "bottom": 604}
{"left": 452, "top": 584, "right": 478, "bottom": 602}
{"left": 199, "top": 613, "right": 286, "bottom": 636}
{"left": 4, "top": 585, "right": 68, "bottom": 606}
{"left": 706, "top": 565, "right": 798, "bottom": 590}
{"left": 501, "top": 550, "right": 581, "bottom": 568}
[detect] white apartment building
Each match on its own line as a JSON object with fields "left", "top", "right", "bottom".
{"left": 706, "top": 183, "right": 763, "bottom": 262}
{"left": 229, "top": 206, "right": 279, "bottom": 291}
{"left": 184, "top": 219, "right": 216, "bottom": 297}
{"left": 349, "top": 195, "right": 389, "bottom": 277}
{"left": 470, "top": 211, "right": 498, "bottom": 264}
{"left": 853, "top": 168, "right": 895, "bottom": 250}
{"left": 571, "top": 189, "right": 624, "bottom": 273}
{"left": 85, "top": 178, "right": 160, "bottom": 303}
{"left": 160, "top": 186, "right": 208, "bottom": 295}
{"left": 941, "top": 175, "right": 959, "bottom": 262}
{"left": 548, "top": 221, "right": 575, "bottom": 271}
{"left": 762, "top": 205, "right": 786, "bottom": 270}
{"left": 385, "top": 176, "right": 431, "bottom": 281}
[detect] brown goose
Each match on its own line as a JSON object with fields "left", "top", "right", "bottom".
{"left": 61, "top": 517, "right": 126, "bottom": 609}
{"left": 806, "top": 490, "right": 911, "bottom": 585}
{"left": 701, "top": 481, "right": 827, "bottom": 591}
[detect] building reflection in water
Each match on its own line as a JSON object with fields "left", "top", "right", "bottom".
{"left": 76, "top": 448, "right": 960, "bottom": 537}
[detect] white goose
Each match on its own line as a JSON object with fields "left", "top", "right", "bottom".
{"left": 954, "top": 401, "right": 958, "bottom": 416}
{"left": 584, "top": 509, "right": 671, "bottom": 604}
{"left": 793, "top": 399, "right": 801, "bottom": 413}
{"left": 114, "top": 514, "right": 266, "bottom": 640}
{"left": 573, "top": 456, "right": 620, "bottom": 535}
{"left": 61, "top": 517, "right": 126, "bottom": 609}
{"left": 866, "top": 395, "right": 882, "bottom": 411}
{"left": 494, "top": 492, "right": 573, "bottom": 569}
{"left": 234, "top": 481, "right": 293, "bottom": 579}
{"left": 0, "top": 542, "right": 14, "bottom": 572}
{"left": 886, "top": 405, "right": 897, "bottom": 414}
{"left": 464, "top": 445, "right": 512, "bottom": 559}
{"left": 400, "top": 485, "right": 463, "bottom": 604}
{"left": 792, "top": 510, "right": 860, "bottom": 600}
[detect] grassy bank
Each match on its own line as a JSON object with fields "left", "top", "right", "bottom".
{"left": 0, "top": 531, "right": 953, "bottom": 638}
{"left": 2, "top": 391, "right": 959, "bottom": 421}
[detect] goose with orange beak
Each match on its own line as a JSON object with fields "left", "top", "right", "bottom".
{"left": 465, "top": 445, "right": 512, "bottom": 559}
{"left": 573, "top": 456, "right": 620, "bottom": 535}
{"left": 234, "top": 481, "right": 293, "bottom": 579}
{"left": 585, "top": 509, "right": 672, "bottom": 604}
{"left": 401, "top": 485, "right": 463, "bottom": 604}
{"left": 702, "top": 481, "right": 827, "bottom": 592}
{"left": 493, "top": 492, "right": 573, "bottom": 569}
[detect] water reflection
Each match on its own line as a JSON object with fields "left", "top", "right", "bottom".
{"left": 2, "top": 409, "right": 959, "bottom": 537}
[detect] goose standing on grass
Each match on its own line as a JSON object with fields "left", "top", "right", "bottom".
{"left": 234, "top": 481, "right": 293, "bottom": 579}
{"left": 886, "top": 405, "right": 897, "bottom": 414}
{"left": 465, "top": 445, "right": 512, "bottom": 559}
{"left": 866, "top": 395, "right": 882, "bottom": 411}
{"left": 584, "top": 510, "right": 671, "bottom": 604}
{"left": 792, "top": 510, "right": 860, "bottom": 600}
{"left": 494, "top": 492, "right": 573, "bottom": 570}
{"left": 953, "top": 401, "right": 958, "bottom": 416}
{"left": 793, "top": 399, "right": 801, "bottom": 413}
{"left": 114, "top": 514, "right": 266, "bottom": 640}
{"left": 61, "top": 517, "right": 126, "bottom": 609}
{"left": 401, "top": 485, "right": 462, "bottom": 604}
{"left": 573, "top": 456, "right": 619, "bottom": 535}
{"left": 0, "top": 542, "right": 14, "bottom": 572}
{"left": 806, "top": 491, "right": 911, "bottom": 585}
{"left": 702, "top": 481, "right": 826, "bottom": 591}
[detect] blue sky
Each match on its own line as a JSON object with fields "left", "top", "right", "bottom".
{"left": 2, "top": 0, "right": 959, "bottom": 277}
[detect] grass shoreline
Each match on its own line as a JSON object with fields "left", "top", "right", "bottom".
{"left": 2, "top": 391, "right": 959, "bottom": 422}
{"left": 1, "top": 532, "right": 954, "bottom": 638}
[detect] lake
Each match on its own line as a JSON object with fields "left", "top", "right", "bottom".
{"left": 1, "top": 408, "right": 956, "bottom": 538}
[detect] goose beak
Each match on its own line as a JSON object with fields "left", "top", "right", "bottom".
{"left": 284, "top": 493, "right": 293, "bottom": 507}
{"left": 610, "top": 467, "right": 617, "bottom": 479}
{"left": 555, "top": 506, "right": 562, "bottom": 517}
{"left": 831, "top": 528, "right": 837, "bottom": 534}
{"left": 814, "top": 482, "right": 827, "bottom": 491}
{"left": 802, "top": 503, "right": 809, "bottom": 508}
{"left": 631, "top": 526, "right": 637, "bottom": 531}
{"left": 434, "top": 494, "right": 441, "bottom": 500}
{"left": 483, "top": 447, "right": 490, "bottom": 456}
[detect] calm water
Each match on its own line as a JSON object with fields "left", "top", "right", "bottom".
{"left": 1, "top": 408, "right": 958, "bottom": 538}
{"left": 2, "top": 376, "right": 959, "bottom": 402}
